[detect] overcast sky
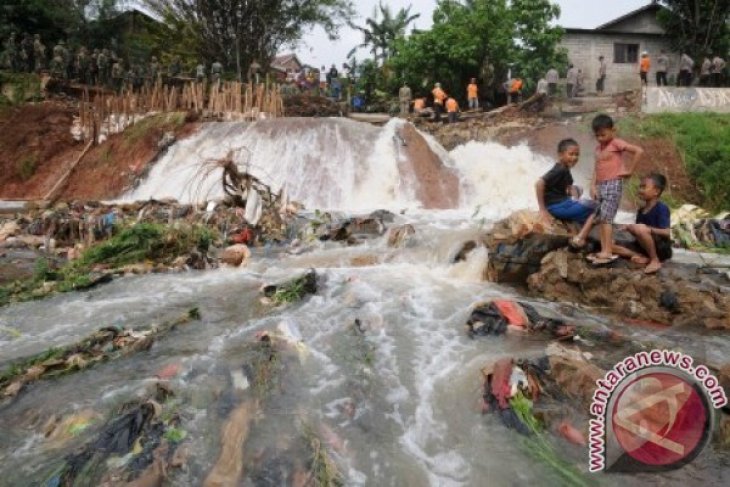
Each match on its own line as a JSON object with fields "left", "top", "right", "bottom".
{"left": 295, "top": 0, "right": 649, "bottom": 68}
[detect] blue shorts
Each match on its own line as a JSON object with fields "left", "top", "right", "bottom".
{"left": 547, "top": 199, "right": 596, "bottom": 224}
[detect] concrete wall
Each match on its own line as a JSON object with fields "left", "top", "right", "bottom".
{"left": 645, "top": 87, "right": 730, "bottom": 113}
{"left": 601, "top": 9, "right": 665, "bottom": 35}
{"left": 560, "top": 33, "right": 676, "bottom": 94}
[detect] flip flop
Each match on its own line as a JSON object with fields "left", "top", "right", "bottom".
{"left": 589, "top": 255, "right": 619, "bottom": 266}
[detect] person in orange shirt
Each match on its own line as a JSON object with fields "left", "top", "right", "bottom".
{"left": 509, "top": 78, "right": 523, "bottom": 104}
{"left": 467, "top": 78, "right": 479, "bottom": 111}
{"left": 413, "top": 97, "right": 426, "bottom": 113}
{"left": 445, "top": 97, "right": 459, "bottom": 123}
{"left": 639, "top": 52, "right": 651, "bottom": 86}
{"left": 432, "top": 82, "right": 447, "bottom": 122}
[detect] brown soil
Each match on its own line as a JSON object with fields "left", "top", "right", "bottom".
{"left": 0, "top": 102, "right": 83, "bottom": 199}
{"left": 398, "top": 123, "right": 460, "bottom": 209}
{"left": 61, "top": 115, "right": 199, "bottom": 200}
{"left": 625, "top": 136, "right": 703, "bottom": 206}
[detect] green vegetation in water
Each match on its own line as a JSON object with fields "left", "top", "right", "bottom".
{"left": 0, "top": 223, "right": 217, "bottom": 307}
{"left": 510, "top": 392, "right": 589, "bottom": 487}
{"left": 618, "top": 114, "right": 730, "bottom": 212}
{"left": 164, "top": 427, "right": 188, "bottom": 443}
{"left": 268, "top": 271, "right": 317, "bottom": 306}
{"left": 301, "top": 423, "right": 344, "bottom": 487}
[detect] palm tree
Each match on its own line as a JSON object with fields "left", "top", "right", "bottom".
{"left": 348, "top": 2, "right": 420, "bottom": 63}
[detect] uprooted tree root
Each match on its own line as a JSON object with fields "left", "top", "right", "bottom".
{"left": 0, "top": 308, "right": 200, "bottom": 400}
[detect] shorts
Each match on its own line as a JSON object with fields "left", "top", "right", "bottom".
{"left": 627, "top": 235, "right": 673, "bottom": 262}
{"left": 547, "top": 199, "right": 596, "bottom": 224}
{"left": 597, "top": 179, "right": 623, "bottom": 224}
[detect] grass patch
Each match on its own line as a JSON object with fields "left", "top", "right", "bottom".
{"left": 123, "top": 112, "right": 186, "bottom": 145}
{"left": 16, "top": 154, "right": 38, "bottom": 181}
{"left": 0, "top": 72, "right": 42, "bottom": 104}
{"left": 510, "top": 392, "right": 589, "bottom": 487}
{"left": 618, "top": 114, "right": 730, "bottom": 211}
{"left": 0, "top": 223, "right": 217, "bottom": 307}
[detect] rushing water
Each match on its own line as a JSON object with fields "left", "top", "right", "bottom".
{"left": 1, "top": 119, "right": 729, "bottom": 486}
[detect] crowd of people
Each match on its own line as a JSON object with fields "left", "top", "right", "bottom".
{"left": 0, "top": 32, "right": 229, "bottom": 91}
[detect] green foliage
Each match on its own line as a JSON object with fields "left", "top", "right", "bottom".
{"left": 657, "top": 1, "right": 730, "bottom": 60}
{"left": 0, "top": 223, "right": 217, "bottom": 307}
{"left": 0, "top": 72, "right": 42, "bottom": 104}
{"left": 122, "top": 112, "right": 185, "bottom": 145}
{"left": 388, "top": 0, "right": 566, "bottom": 102}
{"left": 76, "top": 222, "right": 214, "bottom": 268}
{"left": 143, "top": 0, "right": 355, "bottom": 77}
{"left": 16, "top": 154, "right": 38, "bottom": 181}
{"left": 163, "top": 427, "right": 188, "bottom": 443}
{"left": 510, "top": 392, "right": 589, "bottom": 487}
{"left": 348, "top": 2, "right": 420, "bottom": 62}
{"left": 619, "top": 114, "right": 730, "bottom": 211}
{"left": 301, "top": 423, "right": 344, "bottom": 487}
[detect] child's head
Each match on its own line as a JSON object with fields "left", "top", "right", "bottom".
{"left": 592, "top": 114, "right": 616, "bottom": 144}
{"left": 557, "top": 138, "right": 580, "bottom": 167}
{"left": 639, "top": 173, "right": 667, "bottom": 201}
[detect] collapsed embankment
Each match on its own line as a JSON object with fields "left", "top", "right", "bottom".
{"left": 0, "top": 103, "right": 197, "bottom": 201}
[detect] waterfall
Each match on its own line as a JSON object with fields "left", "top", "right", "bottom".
{"left": 125, "top": 117, "right": 554, "bottom": 215}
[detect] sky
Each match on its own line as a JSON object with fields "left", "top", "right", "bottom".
{"left": 295, "top": 0, "right": 650, "bottom": 68}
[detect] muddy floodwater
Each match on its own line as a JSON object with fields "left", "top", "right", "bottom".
{"left": 1, "top": 119, "right": 729, "bottom": 486}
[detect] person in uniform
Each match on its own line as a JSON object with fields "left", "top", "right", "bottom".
{"left": 398, "top": 82, "right": 412, "bottom": 117}
{"left": 33, "top": 34, "right": 46, "bottom": 72}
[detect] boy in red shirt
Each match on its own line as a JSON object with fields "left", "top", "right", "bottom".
{"left": 581, "top": 114, "right": 644, "bottom": 265}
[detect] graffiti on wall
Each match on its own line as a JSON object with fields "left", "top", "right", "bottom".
{"left": 645, "top": 87, "right": 730, "bottom": 113}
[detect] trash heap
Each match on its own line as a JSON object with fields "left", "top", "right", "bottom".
{"left": 671, "top": 204, "right": 730, "bottom": 250}
{"left": 282, "top": 94, "right": 341, "bottom": 117}
{"left": 0, "top": 309, "right": 199, "bottom": 400}
{"left": 44, "top": 383, "right": 189, "bottom": 487}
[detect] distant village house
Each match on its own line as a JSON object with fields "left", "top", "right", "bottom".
{"left": 271, "top": 53, "right": 303, "bottom": 82}
{"left": 560, "top": 2, "right": 676, "bottom": 94}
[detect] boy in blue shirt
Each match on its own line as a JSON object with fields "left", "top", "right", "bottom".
{"left": 613, "top": 173, "right": 672, "bottom": 274}
{"left": 536, "top": 138, "right": 596, "bottom": 227}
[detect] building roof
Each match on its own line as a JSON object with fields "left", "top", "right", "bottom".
{"left": 272, "top": 53, "right": 302, "bottom": 69}
{"left": 595, "top": 2, "right": 662, "bottom": 31}
{"left": 563, "top": 1, "right": 665, "bottom": 36}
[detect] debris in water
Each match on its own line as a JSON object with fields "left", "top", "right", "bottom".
{"left": 0, "top": 308, "right": 200, "bottom": 400}
{"left": 262, "top": 270, "right": 318, "bottom": 306}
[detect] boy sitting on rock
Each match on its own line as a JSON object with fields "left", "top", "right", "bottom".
{"left": 536, "top": 138, "right": 596, "bottom": 227}
{"left": 613, "top": 173, "right": 672, "bottom": 274}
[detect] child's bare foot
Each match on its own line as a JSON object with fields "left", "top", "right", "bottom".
{"left": 630, "top": 255, "right": 650, "bottom": 265}
{"left": 644, "top": 260, "right": 662, "bottom": 274}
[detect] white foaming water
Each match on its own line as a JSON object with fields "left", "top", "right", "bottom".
{"left": 449, "top": 141, "right": 554, "bottom": 218}
{"left": 126, "top": 117, "right": 554, "bottom": 216}
{"left": 126, "top": 118, "right": 415, "bottom": 210}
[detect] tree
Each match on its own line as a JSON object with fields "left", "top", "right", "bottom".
{"left": 348, "top": 2, "right": 420, "bottom": 63}
{"left": 657, "top": 0, "right": 730, "bottom": 58}
{"left": 511, "top": 0, "right": 566, "bottom": 91}
{"left": 142, "top": 0, "right": 354, "bottom": 80}
{"left": 387, "top": 0, "right": 567, "bottom": 103}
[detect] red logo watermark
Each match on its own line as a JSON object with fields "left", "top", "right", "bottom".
{"left": 588, "top": 350, "right": 726, "bottom": 473}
